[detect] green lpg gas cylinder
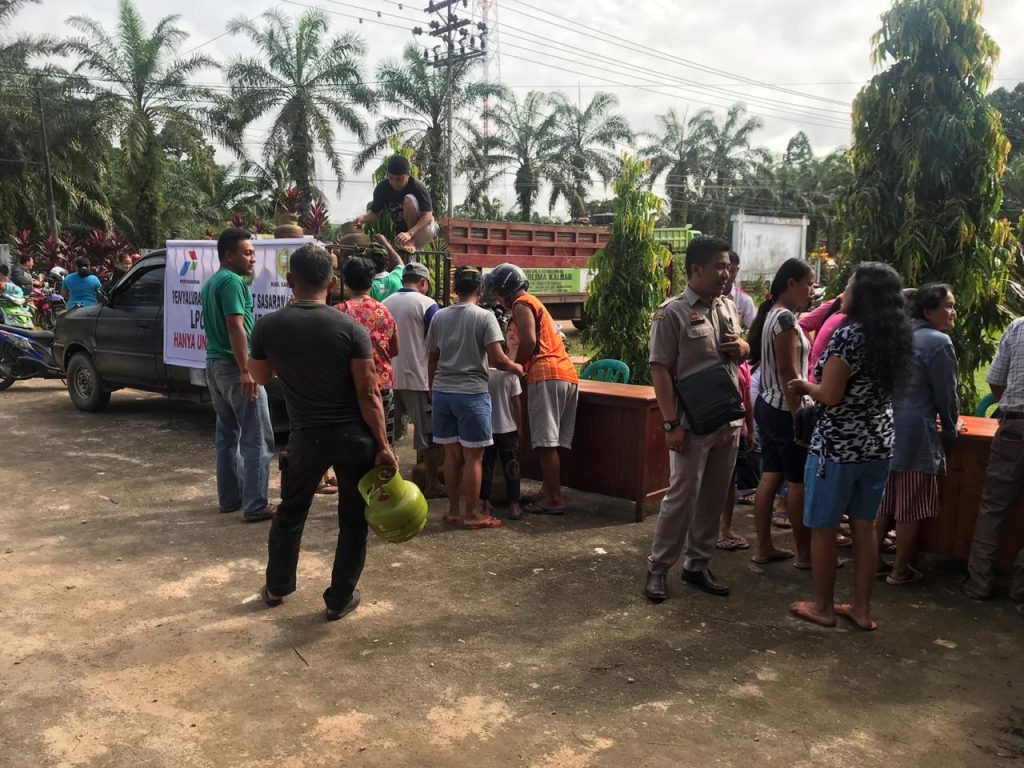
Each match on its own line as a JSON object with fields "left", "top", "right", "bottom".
{"left": 359, "top": 465, "right": 427, "bottom": 543}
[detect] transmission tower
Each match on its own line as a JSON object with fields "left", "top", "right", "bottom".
{"left": 473, "top": 0, "right": 500, "bottom": 138}
{"left": 413, "top": 1, "right": 487, "bottom": 219}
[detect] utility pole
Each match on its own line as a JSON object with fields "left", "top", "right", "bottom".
{"left": 414, "top": 1, "right": 487, "bottom": 220}
{"left": 36, "top": 88, "right": 58, "bottom": 240}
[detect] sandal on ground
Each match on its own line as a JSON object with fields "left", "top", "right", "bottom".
{"left": 771, "top": 514, "right": 791, "bottom": 529}
{"left": 789, "top": 600, "right": 836, "bottom": 628}
{"left": 260, "top": 585, "right": 283, "bottom": 607}
{"left": 836, "top": 603, "right": 878, "bottom": 631}
{"left": 836, "top": 534, "right": 853, "bottom": 548}
{"left": 716, "top": 536, "right": 750, "bottom": 551}
{"left": 751, "top": 550, "right": 794, "bottom": 565}
{"left": 464, "top": 516, "right": 503, "bottom": 530}
{"left": 507, "top": 508, "right": 524, "bottom": 521}
{"left": 881, "top": 537, "right": 896, "bottom": 553}
{"left": 316, "top": 482, "right": 339, "bottom": 495}
{"left": 442, "top": 514, "right": 461, "bottom": 525}
{"left": 737, "top": 494, "right": 756, "bottom": 506}
{"left": 886, "top": 565, "right": 923, "bottom": 585}
{"left": 524, "top": 501, "right": 567, "bottom": 515}
{"left": 794, "top": 558, "right": 847, "bottom": 571}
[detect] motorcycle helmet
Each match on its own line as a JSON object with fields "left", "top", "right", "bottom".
{"left": 49, "top": 266, "right": 68, "bottom": 279}
{"left": 485, "top": 263, "right": 529, "bottom": 299}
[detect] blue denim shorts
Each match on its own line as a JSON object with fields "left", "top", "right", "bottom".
{"left": 431, "top": 391, "right": 493, "bottom": 448}
{"left": 803, "top": 455, "right": 892, "bottom": 529}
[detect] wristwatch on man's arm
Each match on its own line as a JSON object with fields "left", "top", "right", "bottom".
{"left": 662, "top": 418, "right": 681, "bottom": 432}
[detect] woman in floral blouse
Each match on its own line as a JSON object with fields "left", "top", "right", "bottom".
{"left": 316, "top": 256, "right": 400, "bottom": 494}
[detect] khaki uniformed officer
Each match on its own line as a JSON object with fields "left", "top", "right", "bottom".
{"left": 645, "top": 236, "right": 749, "bottom": 602}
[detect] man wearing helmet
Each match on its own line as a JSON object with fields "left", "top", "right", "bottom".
{"left": 488, "top": 263, "right": 579, "bottom": 515}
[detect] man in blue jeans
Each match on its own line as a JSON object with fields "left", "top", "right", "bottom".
{"left": 200, "top": 228, "right": 275, "bottom": 522}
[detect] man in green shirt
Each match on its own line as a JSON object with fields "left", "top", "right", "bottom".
{"left": 200, "top": 228, "right": 275, "bottom": 522}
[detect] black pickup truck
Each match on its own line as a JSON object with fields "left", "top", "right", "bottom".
{"left": 53, "top": 250, "right": 287, "bottom": 429}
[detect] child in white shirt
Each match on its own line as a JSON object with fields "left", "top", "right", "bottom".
{"left": 479, "top": 366, "right": 523, "bottom": 520}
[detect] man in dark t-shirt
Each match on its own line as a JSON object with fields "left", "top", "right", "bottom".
{"left": 356, "top": 155, "right": 440, "bottom": 252}
{"left": 249, "top": 243, "right": 397, "bottom": 622}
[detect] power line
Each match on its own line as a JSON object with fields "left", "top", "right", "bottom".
{"left": 501, "top": 0, "right": 851, "bottom": 109}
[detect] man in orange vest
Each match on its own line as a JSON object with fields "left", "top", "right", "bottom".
{"left": 488, "top": 264, "right": 579, "bottom": 514}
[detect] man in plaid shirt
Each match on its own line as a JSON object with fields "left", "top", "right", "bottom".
{"left": 963, "top": 317, "right": 1024, "bottom": 616}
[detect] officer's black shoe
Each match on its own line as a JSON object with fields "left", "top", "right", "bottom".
{"left": 681, "top": 568, "right": 730, "bottom": 597}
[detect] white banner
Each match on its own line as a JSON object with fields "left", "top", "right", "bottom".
{"left": 163, "top": 238, "right": 312, "bottom": 368}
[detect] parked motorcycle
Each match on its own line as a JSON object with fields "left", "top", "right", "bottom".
{"left": 0, "top": 292, "right": 35, "bottom": 330}
{"left": 0, "top": 325, "right": 63, "bottom": 391}
{"left": 30, "top": 283, "right": 66, "bottom": 330}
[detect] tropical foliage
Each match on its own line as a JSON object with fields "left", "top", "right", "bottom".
{"left": 843, "top": 0, "right": 1016, "bottom": 407}
{"left": 65, "top": 0, "right": 241, "bottom": 246}
{"left": 225, "top": 9, "right": 374, "bottom": 211}
{"left": 584, "top": 155, "right": 670, "bottom": 385}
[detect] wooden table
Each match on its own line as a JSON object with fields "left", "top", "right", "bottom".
{"left": 925, "top": 415, "right": 1024, "bottom": 569}
{"left": 518, "top": 380, "right": 669, "bottom": 521}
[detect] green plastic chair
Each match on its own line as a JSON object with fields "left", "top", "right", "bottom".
{"left": 581, "top": 359, "right": 631, "bottom": 384}
{"left": 975, "top": 393, "right": 997, "bottom": 418}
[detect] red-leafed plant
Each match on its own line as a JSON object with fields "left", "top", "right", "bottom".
{"left": 253, "top": 220, "right": 267, "bottom": 234}
{"left": 231, "top": 212, "right": 246, "bottom": 229}
{"left": 280, "top": 186, "right": 302, "bottom": 215}
{"left": 304, "top": 200, "right": 329, "bottom": 238}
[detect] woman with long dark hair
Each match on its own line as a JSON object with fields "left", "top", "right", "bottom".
{"left": 747, "top": 258, "right": 817, "bottom": 568}
{"left": 788, "top": 262, "right": 913, "bottom": 631}
{"left": 876, "top": 284, "right": 959, "bottom": 584}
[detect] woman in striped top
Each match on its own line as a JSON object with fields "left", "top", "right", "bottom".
{"left": 747, "top": 259, "right": 817, "bottom": 568}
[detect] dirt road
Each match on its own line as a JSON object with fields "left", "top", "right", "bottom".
{"left": 1, "top": 380, "right": 1021, "bottom": 767}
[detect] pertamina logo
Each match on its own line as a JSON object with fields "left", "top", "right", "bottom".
{"left": 179, "top": 250, "right": 199, "bottom": 277}
{"left": 275, "top": 249, "right": 292, "bottom": 281}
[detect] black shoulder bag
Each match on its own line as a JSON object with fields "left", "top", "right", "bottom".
{"left": 673, "top": 302, "right": 745, "bottom": 435}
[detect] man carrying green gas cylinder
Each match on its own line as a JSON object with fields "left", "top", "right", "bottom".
{"left": 248, "top": 243, "right": 399, "bottom": 622}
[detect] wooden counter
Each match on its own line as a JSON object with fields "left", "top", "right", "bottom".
{"left": 925, "top": 415, "right": 1024, "bottom": 569}
{"left": 518, "top": 380, "right": 669, "bottom": 521}
{"left": 518, "top": 393, "right": 1023, "bottom": 568}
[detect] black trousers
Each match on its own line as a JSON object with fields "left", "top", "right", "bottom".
{"left": 480, "top": 430, "right": 521, "bottom": 502}
{"left": 266, "top": 422, "right": 376, "bottom": 611}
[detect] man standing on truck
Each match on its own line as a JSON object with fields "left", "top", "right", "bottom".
{"left": 200, "top": 228, "right": 275, "bottom": 522}
{"left": 249, "top": 243, "right": 397, "bottom": 621}
{"left": 354, "top": 155, "right": 439, "bottom": 253}
{"left": 488, "top": 263, "right": 579, "bottom": 515}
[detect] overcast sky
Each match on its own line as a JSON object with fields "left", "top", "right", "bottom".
{"left": 11, "top": 0, "right": 1024, "bottom": 218}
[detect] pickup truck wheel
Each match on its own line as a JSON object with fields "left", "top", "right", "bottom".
{"left": 67, "top": 352, "right": 111, "bottom": 412}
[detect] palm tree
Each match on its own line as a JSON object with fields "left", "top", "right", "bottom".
{"left": 638, "top": 109, "right": 703, "bottom": 227}
{"left": 688, "top": 103, "right": 764, "bottom": 236}
{"left": 65, "top": 0, "right": 236, "bottom": 247}
{"left": 355, "top": 43, "right": 502, "bottom": 217}
{"left": 226, "top": 9, "right": 374, "bottom": 210}
{"left": 486, "top": 90, "right": 558, "bottom": 222}
{"left": 547, "top": 92, "right": 633, "bottom": 219}
{"left": 0, "top": 0, "right": 114, "bottom": 235}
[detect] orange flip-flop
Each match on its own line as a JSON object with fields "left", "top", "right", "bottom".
{"left": 836, "top": 604, "right": 878, "bottom": 631}
{"left": 464, "top": 516, "right": 502, "bottom": 530}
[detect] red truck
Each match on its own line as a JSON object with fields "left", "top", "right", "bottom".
{"left": 443, "top": 218, "right": 610, "bottom": 326}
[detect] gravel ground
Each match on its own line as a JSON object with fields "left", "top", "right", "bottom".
{"left": 1, "top": 379, "right": 1022, "bottom": 768}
